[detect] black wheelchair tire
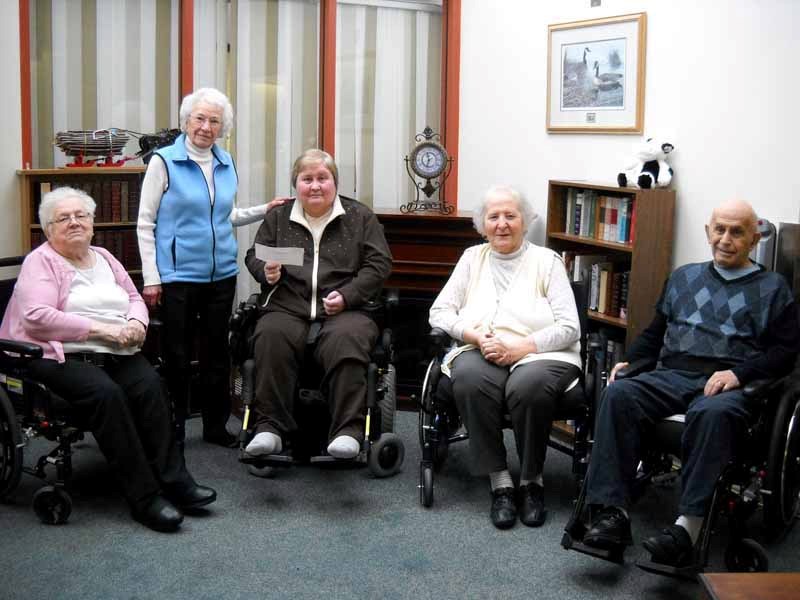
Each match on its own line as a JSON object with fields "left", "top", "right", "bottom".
{"left": 377, "top": 365, "right": 396, "bottom": 434}
{"left": 32, "top": 485, "right": 72, "bottom": 525}
{"left": 724, "top": 538, "right": 769, "bottom": 573}
{"left": 0, "top": 387, "right": 23, "bottom": 500}
{"left": 368, "top": 433, "right": 404, "bottom": 478}
{"left": 763, "top": 389, "right": 800, "bottom": 539}
{"left": 418, "top": 359, "right": 437, "bottom": 449}
{"left": 420, "top": 464, "right": 434, "bottom": 508}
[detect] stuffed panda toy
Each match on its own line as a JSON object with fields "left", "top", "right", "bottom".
{"left": 617, "top": 137, "right": 675, "bottom": 189}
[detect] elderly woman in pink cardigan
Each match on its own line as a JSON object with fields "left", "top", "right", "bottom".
{"left": 0, "top": 186, "right": 215, "bottom": 533}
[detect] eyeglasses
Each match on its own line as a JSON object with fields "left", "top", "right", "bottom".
{"left": 190, "top": 114, "right": 222, "bottom": 129}
{"left": 49, "top": 212, "right": 93, "bottom": 226}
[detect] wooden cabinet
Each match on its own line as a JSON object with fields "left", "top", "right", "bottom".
{"left": 545, "top": 179, "right": 675, "bottom": 347}
{"left": 17, "top": 167, "right": 146, "bottom": 287}
{"left": 376, "top": 209, "right": 483, "bottom": 401}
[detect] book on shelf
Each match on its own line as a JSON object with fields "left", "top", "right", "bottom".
{"left": 619, "top": 271, "right": 630, "bottom": 320}
{"left": 589, "top": 262, "right": 614, "bottom": 311}
{"left": 574, "top": 191, "right": 583, "bottom": 235}
{"left": 121, "top": 181, "right": 129, "bottom": 221}
{"left": 610, "top": 271, "right": 623, "bottom": 317}
{"left": 629, "top": 198, "right": 637, "bottom": 244}
{"left": 597, "top": 266, "right": 614, "bottom": 314}
{"left": 565, "top": 188, "right": 576, "bottom": 234}
{"left": 580, "top": 190, "right": 592, "bottom": 237}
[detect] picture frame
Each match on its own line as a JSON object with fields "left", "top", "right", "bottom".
{"left": 546, "top": 13, "right": 646, "bottom": 134}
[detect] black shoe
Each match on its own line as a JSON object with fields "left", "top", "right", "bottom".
{"left": 583, "top": 507, "right": 633, "bottom": 549}
{"left": 642, "top": 524, "right": 694, "bottom": 566}
{"left": 490, "top": 487, "right": 517, "bottom": 529}
{"left": 518, "top": 482, "right": 547, "bottom": 527}
{"left": 203, "top": 430, "right": 238, "bottom": 448}
{"left": 164, "top": 482, "right": 217, "bottom": 511}
{"left": 133, "top": 495, "right": 183, "bottom": 533}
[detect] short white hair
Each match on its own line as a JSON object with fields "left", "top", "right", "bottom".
{"left": 39, "top": 186, "right": 96, "bottom": 228}
{"left": 472, "top": 185, "right": 537, "bottom": 236}
{"left": 179, "top": 87, "right": 234, "bottom": 138}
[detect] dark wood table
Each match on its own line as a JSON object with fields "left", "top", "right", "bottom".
{"left": 700, "top": 573, "right": 800, "bottom": 600}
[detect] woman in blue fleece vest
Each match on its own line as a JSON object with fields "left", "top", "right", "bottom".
{"left": 137, "top": 88, "right": 284, "bottom": 446}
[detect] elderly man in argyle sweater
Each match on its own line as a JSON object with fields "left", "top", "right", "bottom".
{"left": 578, "top": 199, "right": 799, "bottom": 567}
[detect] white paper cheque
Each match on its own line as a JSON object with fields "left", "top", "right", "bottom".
{"left": 254, "top": 244, "right": 304, "bottom": 267}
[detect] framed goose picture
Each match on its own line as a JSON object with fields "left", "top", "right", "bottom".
{"left": 547, "top": 12, "right": 646, "bottom": 134}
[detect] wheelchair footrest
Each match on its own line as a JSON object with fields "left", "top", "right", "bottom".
{"left": 239, "top": 452, "right": 295, "bottom": 468}
{"left": 561, "top": 531, "right": 627, "bottom": 565}
{"left": 635, "top": 558, "right": 700, "bottom": 581}
{"left": 309, "top": 452, "right": 367, "bottom": 466}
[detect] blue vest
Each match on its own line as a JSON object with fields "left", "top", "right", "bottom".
{"left": 153, "top": 134, "right": 239, "bottom": 283}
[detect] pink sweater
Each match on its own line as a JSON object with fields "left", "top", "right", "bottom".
{"left": 0, "top": 243, "right": 149, "bottom": 362}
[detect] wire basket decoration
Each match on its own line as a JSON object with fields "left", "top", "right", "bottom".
{"left": 54, "top": 129, "right": 132, "bottom": 167}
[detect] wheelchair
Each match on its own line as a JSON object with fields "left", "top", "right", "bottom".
{"left": 229, "top": 292, "right": 405, "bottom": 478}
{"left": 0, "top": 256, "right": 86, "bottom": 525}
{"left": 561, "top": 356, "right": 800, "bottom": 580}
{"left": 417, "top": 279, "right": 600, "bottom": 507}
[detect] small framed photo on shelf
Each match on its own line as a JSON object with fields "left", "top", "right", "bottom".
{"left": 546, "top": 12, "right": 646, "bottom": 134}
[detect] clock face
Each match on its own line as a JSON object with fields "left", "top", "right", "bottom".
{"left": 411, "top": 142, "right": 447, "bottom": 179}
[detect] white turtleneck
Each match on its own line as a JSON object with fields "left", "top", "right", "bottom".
{"left": 137, "top": 137, "right": 269, "bottom": 287}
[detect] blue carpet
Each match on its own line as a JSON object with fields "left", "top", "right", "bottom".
{"left": 1, "top": 411, "right": 798, "bottom": 599}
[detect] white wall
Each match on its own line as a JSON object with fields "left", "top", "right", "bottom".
{"left": 2, "top": 0, "right": 798, "bottom": 267}
{"left": 1, "top": 1, "right": 22, "bottom": 258}
{"left": 457, "top": 0, "right": 800, "bottom": 268}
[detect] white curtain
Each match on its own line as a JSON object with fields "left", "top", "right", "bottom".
{"left": 34, "top": 0, "right": 180, "bottom": 167}
{"left": 335, "top": 0, "right": 441, "bottom": 209}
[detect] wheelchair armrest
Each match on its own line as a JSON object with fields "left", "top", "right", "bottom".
{"left": 742, "top": 378, "right": 776, "bottom": 398}
{"left": 615, "top": 357, "right": 658, "bottom": 380}
{"left": 0, "top": 338, "right": 44, "bottom": 359}
{"left": 428, "top": 328, "right": 452, "bottom": 357}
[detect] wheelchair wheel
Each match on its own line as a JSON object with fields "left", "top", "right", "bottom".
{"left": 368, "top": 432, "right": 404, "bottom": 478}
{"left": 724, "top": 538, "right": 768, "bottom": 573}
{"left": 377, "top": 365, "right": 396, "bottom": 434}
{"left": 420, "top": 463, "right": 434, "bottom": 507}
{"left": 418, "top": 358, "right": 438, "bottom": 448}
{"left": 763, "top": 391, "right": 800, "bottom": 538}
{"left": 32, "top": 485, "right": 72, "bottom": 525}
{"left": 0, "top": 388, "right": 23, "bottom": 499}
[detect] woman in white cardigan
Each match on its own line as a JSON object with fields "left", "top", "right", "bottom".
{"left": 429, "top": 185, "right": 581, "bottom": 530}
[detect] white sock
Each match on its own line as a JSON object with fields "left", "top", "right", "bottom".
{"left": 520, "top": 474, "right": 544, "bottom": 488}
{"left": 489, "top": 470, "right": 514, "bottom": 491}
{"left": 675, "top": 515, "right": 702, "bottom": 543}
{"left": 327, "top": 435, "right": 360, "bottom": 459}
{"left": 245, "top": 432, "right": 282, "bottom": 456}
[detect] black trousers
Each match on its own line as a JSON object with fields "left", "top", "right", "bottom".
{"left": 450, "top": 350, "right": 581, "bottom": 481}
{"left": 160, "top": 276, "right": 237, "bottom": 438}
{"left": 585, "top": 367, "right": 750, "bottom": 516}
{"left": 251, "top": 310, "right": 378, "bottom": 442}
{"left": 28, "top": 353, "right": 194, "bottom": 512}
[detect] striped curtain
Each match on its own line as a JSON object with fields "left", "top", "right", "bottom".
{"left": 30, "top": 0, "right": 179, "bottom": 168}
{"left": 335, "top": 0, "right": 442, "bottom": 209}
{"left": 193, "top": 0, "right": 320, "bottom": 300}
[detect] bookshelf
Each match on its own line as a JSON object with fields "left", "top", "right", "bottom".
{"left": 545, "top": 179, "right": 675, "bottom": 348}
{"left": 17, "top": 167, "right": 145, "bottom": 288}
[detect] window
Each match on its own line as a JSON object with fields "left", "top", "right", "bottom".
{"left": 27, "top": 0, "right": 180, "bottom": 168}
{"left": 21, "top": 0, "right": 460, "bottom": 205}
{"left": 335, "top": 0, "right": 441, "bottom": 209}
